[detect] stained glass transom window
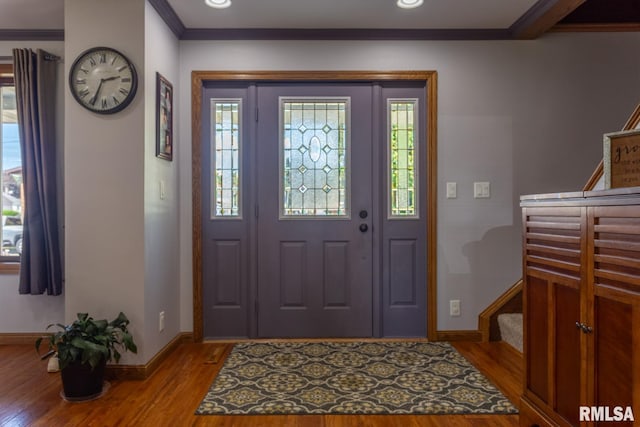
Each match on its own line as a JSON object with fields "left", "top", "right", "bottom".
{"left": 212, "top": 99, "right": 241, "bottom": 218}
{"left": 281, "top": 99, "right": 349, "bottom": 217}
{"left": 389, "top": 100, "right": 418, "bottom": 218}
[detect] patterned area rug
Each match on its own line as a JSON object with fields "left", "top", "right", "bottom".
{"left": 196, "top": 341, "right": 518, "bottom": 415}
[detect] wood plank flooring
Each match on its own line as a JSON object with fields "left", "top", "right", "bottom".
{"left": 0, "top": 340, "right": 521, "bottom": 426}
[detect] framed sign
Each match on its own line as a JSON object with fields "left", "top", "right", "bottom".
{"left": 584, "top": 101, "right": 640, "bottom": 191}
{"left": 604, "top": 129, "right": 640, "bottom": 189}
{"left": 156, "top": 72, "right": 173, "bottom": 161}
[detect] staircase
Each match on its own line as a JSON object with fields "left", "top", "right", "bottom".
{"left": 478, "top": 100, "right": 640, "bottom": 355}
{"left": 478, "top": 280, "right": 523, "bottom": 353}
{"left": 497, "top": 313, "right": 523, "bottom": 352}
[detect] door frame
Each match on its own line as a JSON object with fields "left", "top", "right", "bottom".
{"left": 191, "top": 71, "right": 438, "bottom": 341}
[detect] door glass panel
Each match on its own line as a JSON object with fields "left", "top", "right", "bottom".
{"left": 280, "top": 98, "right": 350, "bottom": 218}
{"left": 388, "top": 99, "right": 418, "bottom": 218}
{"left": 211, "top": 99, "right": 241, "bottom": 218}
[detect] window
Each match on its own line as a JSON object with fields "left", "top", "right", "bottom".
{"left": 280, "top": 98, "right": 350, "bottom": 218}
{"left": 0, "top": 64, "right": 23, "bottom": 264}
{"left": 388, "top": 99, "right": 418, "bottom": 218}
{"left": 211, "top": 99, "right": 242, "bottom": 218}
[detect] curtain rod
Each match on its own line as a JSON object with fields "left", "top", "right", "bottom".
{"left": 0, "top": 53, "right": 62, "bottom": 62}
{"left": 43, "top": 53, "right": 61, "bottom": 62}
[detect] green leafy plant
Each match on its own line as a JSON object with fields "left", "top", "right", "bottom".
{"left": 36, "top": 312, "right": 137, "bottom": 370}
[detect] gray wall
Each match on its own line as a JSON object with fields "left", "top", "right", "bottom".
{"left": 143, "top": 1, "right": 181, "bottom": 359}
{"left": 177, "top": 34, "right": 640, "bottom": 331}
{"left": 1, "top": 22, "right": 639, "bottom": 339}
{"left": 64, "top": 0, "right": 146, "bottom": 363}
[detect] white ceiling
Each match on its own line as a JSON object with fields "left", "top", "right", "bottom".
{"left": 168, "top": 0, "right": 539, "bottom": 30}
{"left": 0, "top": 0, "right": 64, "bottom": 29}
{"left": 0, "top": 0, "right": 541, "bottom": 31}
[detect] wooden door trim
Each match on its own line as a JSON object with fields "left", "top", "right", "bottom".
{"left": 191, "top": 70, "right": 438, "bottom": 342}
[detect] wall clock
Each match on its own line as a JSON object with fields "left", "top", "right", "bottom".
{"left": 69, "top": 46, "right": 138, "bottom": 114}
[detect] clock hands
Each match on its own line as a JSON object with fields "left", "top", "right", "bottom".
{"left": 88, "top": 76, "right": 121, "bottom": 106}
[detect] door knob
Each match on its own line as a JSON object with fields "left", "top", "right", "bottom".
{"left": 359, "top": 224, "right": 368, "bottom": 233}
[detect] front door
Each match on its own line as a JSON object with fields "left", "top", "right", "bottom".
{"left": 201, "top": 79, "right": 428, "bottom": 339}
{"left": 256, "top": 84, "right": 373, "bottom": 337}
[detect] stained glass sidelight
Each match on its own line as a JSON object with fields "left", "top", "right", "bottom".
{"left": 212, "top": 99, "right": 241, "bottom": 218}
{"left": 281, "top": 99, "right": 349, "bottom": 217}
{"left": 389, "top": 100, "right": 418, "bottom": 217}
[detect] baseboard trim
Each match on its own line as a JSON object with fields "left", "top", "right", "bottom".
{"left": 0, "top": 332, "right": 193, "bottom": 380}
{"left": 0, "top": 332, "right": 44, "bottom": 346}
{"left": 436, "top": 330, "right": 482, "bottom": 342}
{"left": 0, "top": 331, "right": 191, "bottom": 379}
{"left": 107, "top": 332, "right": 193, "bottom": 380}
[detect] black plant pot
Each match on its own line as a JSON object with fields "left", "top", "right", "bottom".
{"left": 60, "top": 359, "right": 106, "bottom": 400}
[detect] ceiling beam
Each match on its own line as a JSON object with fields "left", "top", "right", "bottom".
{"left": 510, "top": 0, "right": 586, "bottom": 39}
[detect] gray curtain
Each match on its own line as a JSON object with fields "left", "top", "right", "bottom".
{"left": 13, "top": 48, "right": 62, "bottom": 295}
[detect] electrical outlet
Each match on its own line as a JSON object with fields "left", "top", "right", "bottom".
{"left": 450, "top": 300, "right": 461, "bottom": 317}
{"left": 159, "top": 311, "right": 165, "bottom": 332}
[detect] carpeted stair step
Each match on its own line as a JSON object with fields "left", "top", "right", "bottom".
{"left": 497, "top": 313, "right": 523, "bottom": 353}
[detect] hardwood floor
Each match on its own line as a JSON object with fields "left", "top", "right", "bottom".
{"left": 0, "top": 340, "right": 521, "bottom": 426}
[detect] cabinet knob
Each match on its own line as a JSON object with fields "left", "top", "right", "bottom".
{"left": 575, "top": 321, "right": 593, "bottom": 334}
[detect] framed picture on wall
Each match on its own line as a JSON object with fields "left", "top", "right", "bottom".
{"left": 603, "top": 129, "right": 640, "bottom": 189}
{"left": 156, "top": 72, "right": 173, "bottom": 161}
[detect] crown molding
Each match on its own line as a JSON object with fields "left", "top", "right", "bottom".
{"left": 0, "top": 29, "right": 64, "bottom": 41}
{"left": 552, "top": 22, "right": 640, "bottom": 32}
{"left": 181, "top": 27, "right": 512, "bottom": 41}
{"left": 148, "top": 0, "right": 186, "bottom": 38}
{"left": 510, "top": 0, "right": 586, "bottom": 39}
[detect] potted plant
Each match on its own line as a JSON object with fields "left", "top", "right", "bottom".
{"left": 36, "top": 312, "right": 137, "bottom": 400}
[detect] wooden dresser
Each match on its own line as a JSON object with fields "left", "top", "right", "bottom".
{"left": 520, "top": 188, "right": 640, "bottom": 427}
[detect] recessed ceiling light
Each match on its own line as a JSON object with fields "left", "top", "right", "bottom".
{"left": 397, "top": 0, "right": 424, "bottom": 9}
{"left": 205, "top": 0, "right": 232, "bottom": 9}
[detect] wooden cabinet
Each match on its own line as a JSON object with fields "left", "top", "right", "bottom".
{"left": 520, "top": 189, "right": 640, "bottom": 427}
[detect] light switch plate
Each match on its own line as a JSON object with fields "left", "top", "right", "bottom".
{"left": 474, "top": 182, "right": 490, "bottom": 198}
{"left": 446, "top": 182, "right": 457, "bottom": 199}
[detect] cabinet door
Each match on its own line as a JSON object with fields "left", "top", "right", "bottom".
{"left": 588, "top": 206, "right": 640, "bottom": 426}
{"left": 523, "top": 206, "right": 586, "bottom": 426}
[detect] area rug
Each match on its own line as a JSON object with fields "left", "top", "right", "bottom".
{"left": 196, "top": 341, "right": 518, "bottom": 415}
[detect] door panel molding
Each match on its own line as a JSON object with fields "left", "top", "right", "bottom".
{"left": 192, "top": 70, "right": 438, "bottom": 341}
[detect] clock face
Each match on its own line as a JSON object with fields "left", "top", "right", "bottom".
{"left": 69, "top": 47, "right": 138, "bottom": 114}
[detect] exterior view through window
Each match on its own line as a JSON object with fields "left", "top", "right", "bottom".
{"left": 389, "top": 99, "right": 418, "bottom": 218}
{"left": 0, "top": 80, "right": 23, "bottom": 259}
